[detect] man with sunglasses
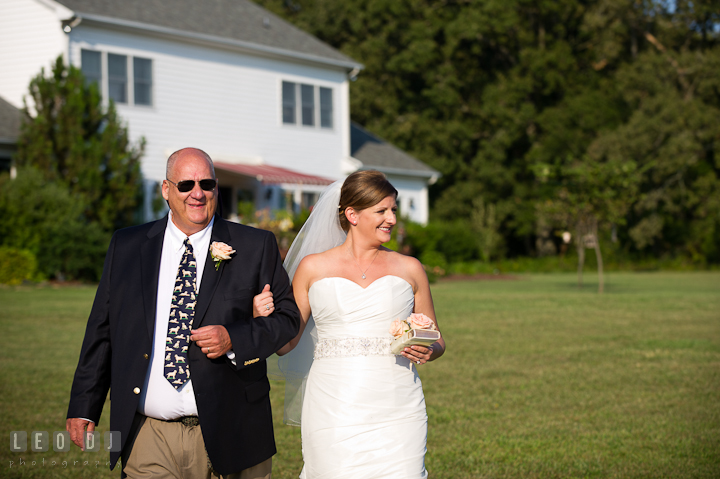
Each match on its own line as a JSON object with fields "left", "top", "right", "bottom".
{"left": 67, "top": 148, "right": 301, "bottom": 478}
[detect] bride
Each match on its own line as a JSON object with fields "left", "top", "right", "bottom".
{"left": 258, "top": 170, "right": 445, "bottom": 478}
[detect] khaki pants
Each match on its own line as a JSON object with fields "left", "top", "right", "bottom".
{"left": 124, "top": 417, "right": 271, "bottom": 479}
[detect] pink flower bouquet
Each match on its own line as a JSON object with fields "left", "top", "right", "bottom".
{"left": 389, "top": 313, "right": 441, "bottom": 355}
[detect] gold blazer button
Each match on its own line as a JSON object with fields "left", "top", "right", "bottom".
{"left": 133, "top": 387, "right": 140, "bottom": 395}
{"left": 143, "top": 354, "right": 149, "bottom": 359}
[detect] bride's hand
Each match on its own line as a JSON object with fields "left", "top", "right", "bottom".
{"left": 252, "top": 284, "right": 274, "bottom": 318}
{"left": 403, "top": 344, "right": 433, "bottom": 365}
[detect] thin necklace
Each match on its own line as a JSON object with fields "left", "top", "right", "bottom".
{"left": 348, "top": 248, "right": 380, "bottom": 280}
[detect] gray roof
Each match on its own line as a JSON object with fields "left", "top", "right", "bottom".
{"left": 57, "top": 0, "right": 360, "bottom": 70}
{"left": 0, "top": 96, "right": 21, "bottom": 144}
{"left": 350, "top": 122, "right": 439, "bottom": 179}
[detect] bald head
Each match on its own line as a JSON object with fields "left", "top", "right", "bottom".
{"left": 162, "top": 147, "right": 218, "bottom": 236}
{"left": 167, "top": 147, "right": 215, "bottom": 180}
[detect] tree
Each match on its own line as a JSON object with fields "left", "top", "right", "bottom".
{"left": 534, "top": 152, "right": 640, "bottom": 292}
{"left": 527, "top": 79, "right": 632, "bottom": 292}
{"left": 582, "top": 1, "right": 720, "bottom": 262}
{"left": 257, "top": 0, "right": 621, "bottom": 255}
{"left": 256, "top": 0, "right": 720, "bottom": 263}
{"left": 470, "top": 197, "right": 503, "bottom": 262}
{"left": 531, "top": 0, "right": 720, "bottom": 276}
{"left": 15, "top": 55, "right": 145, "bottom": 233}
{"left": 0, "top": 167, "right": 109, "bottom": 281}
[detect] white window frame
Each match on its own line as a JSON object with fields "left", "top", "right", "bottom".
{"left": 80, "top": 49, "right": 102, "bottom": 89}
{"left": 281, "top": 80, "right": 334, "bottom": 130}
{"left": 107, "top": 52, "right": 128, "bottom": 105}
{"left": 133, "top": 56, "right": 153, "bottom": 107}
{"left": 80, "top": 49, "right": 154, "bottom": 108}
{"left": 319, "top": 86, "right": 333, "bottom": 129}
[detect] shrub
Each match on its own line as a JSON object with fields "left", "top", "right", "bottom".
{"left": 0, "top": 168, "right": 110, "bottom": 281}
{"left": 419, "top": 250, "right": 448, "bottom": 282}
{"left": 0, "top": 247, "right": 38, "bottom": 285}
{"left": 403, "top": 219, "right": 480, "bottom": 262}
{"left": 436, "top": 220, "right": 479, "bottom": 262}
{"left": 38, "top": 219, "right": 109, "bottom": 281}
{"left": 237, "top": 200, "right": 256, "bottom": 224}
{"left": 404, "top": 221, "right": 441, "bottom": 255}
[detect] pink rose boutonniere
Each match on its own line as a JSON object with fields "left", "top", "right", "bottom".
{"left": 210, "top": 241, "right": 236, "bottom": 270}
{"left": 389, "top": 313, "right": 440, "bottom": 355}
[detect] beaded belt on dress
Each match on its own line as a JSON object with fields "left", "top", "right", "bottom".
{"left": 314, "top": 337, "right": 393, "bottom": 359}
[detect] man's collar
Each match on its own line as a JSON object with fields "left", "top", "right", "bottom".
{"left": 166, "top": 211, "right": 215, "bottom": 252}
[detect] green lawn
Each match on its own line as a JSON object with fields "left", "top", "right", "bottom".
{"left": 1, "top": 273, "right": 718, "bottom": 478}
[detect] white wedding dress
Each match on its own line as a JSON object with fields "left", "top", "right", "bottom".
{"left": 299, "top": 275, "right": 428, "bottom": 479}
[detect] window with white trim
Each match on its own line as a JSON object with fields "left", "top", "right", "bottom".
{"left": 282, "top": 81, "right": 334, "bottom": 129}
{"left": 301, "top": 84, "right": 314, "bottom": 126}
{"left": 80, "top": 49, "right": 153, "bottom": 107}
{"left": 108, "top": 53, "right": 127, "bottom": 104}
{"left": 282, "top": 81, "right": 296, "bottom": 124}
{"left": 81, "top": 50, "right": 101, "bottom": 87}
{"left": 133, "top": 57, "right": 153, "bottom": 106}
{"left": 319, "top": 87, "right": 333, "bottom": 128}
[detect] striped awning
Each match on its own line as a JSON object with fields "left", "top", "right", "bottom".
{"left": 214, "top": 162, "right": 334, "bottom": 186}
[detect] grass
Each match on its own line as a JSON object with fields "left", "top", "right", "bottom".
{"left": 447, "top": 255, "right": 720, "bottom": 276}
{"left": 1, "top": 272, "right": 719, "bottom": 478}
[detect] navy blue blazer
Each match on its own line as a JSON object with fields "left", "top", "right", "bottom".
{"left": 67, "top": 215, "right": 301, "bottom": 474}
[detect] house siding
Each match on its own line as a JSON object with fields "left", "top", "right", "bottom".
{"left": 68, "top": 24, "right": 350, "bottom": 183}
{"left": 0, "top": 0, "right": 435, "bottom": 225}
{"left": 386, "top": 174, "right": 430, "bottom": 225}
{"left": 0, "top": 0, "right": 68, "bottom": 109}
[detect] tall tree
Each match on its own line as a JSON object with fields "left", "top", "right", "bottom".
{"left": 15, "top": 55, "right": 145, "bottom": 233}
{"left": 257, "top": 0, "right": 720, "bottom": 262}
{"left": 258, "top": 0, "right": 611, "bottom": 254}
{"left": 582, "top": 0, "right": 720, "bottom": 261}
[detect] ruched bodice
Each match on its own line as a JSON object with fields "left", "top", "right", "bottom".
{"left": 300, "top": 275, "right": 428, "bottom": 479}
{"left": 309, "top": 275, "right": 414, "bottom": 340}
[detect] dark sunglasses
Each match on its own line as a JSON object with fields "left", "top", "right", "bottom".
{"left": 166, "top": 178, "right": 217, "bottom": 193}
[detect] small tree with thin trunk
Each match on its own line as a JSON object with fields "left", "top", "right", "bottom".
{"left": 574, "top": 213, "right": 603, "bottom": 292}
{"left": 536, "top": 153, "right": 639, "bottom": 293}
{"left": 470, "top": 197, "right": 503, "bottom": 262}
{"left": 15, "top": 55, "right": 145, "bottom": 233}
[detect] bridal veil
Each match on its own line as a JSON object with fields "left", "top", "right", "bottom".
{"left": 267, "top": 180, "right": 346, "bottom": 425}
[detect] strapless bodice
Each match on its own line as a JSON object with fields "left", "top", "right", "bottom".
{"left": 301, "top": 274, "right": 428, "bottom": 478}
{"left": 308, "top": 275, "right": 414, "bottom": 341}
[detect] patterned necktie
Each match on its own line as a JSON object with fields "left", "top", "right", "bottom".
{"left": 164, "top": 238, "right": 197, "bottom": 389}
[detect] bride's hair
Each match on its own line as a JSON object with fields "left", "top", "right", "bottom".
{"left": 338, "top": 170, "right": 398, "bottom": 232}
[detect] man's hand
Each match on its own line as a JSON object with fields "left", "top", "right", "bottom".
{"left": 191, "top": 325, "right": 232, "bottom": 359}
{"left": 66, "top": 418, "right": 95, "bottom": 450}
{"left": 252, "top": 284, "right": 274, "bottom": 318}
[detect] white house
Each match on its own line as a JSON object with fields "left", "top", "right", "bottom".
{"left": 0, "top": 96, "right": 19, "bottom": 173}
{"left": 0, "top": 0, "right": 439, "bottom": 224}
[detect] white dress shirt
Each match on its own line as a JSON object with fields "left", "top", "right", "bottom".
{"left": 138, "top": 212, "right": 214, "bottom": 420}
